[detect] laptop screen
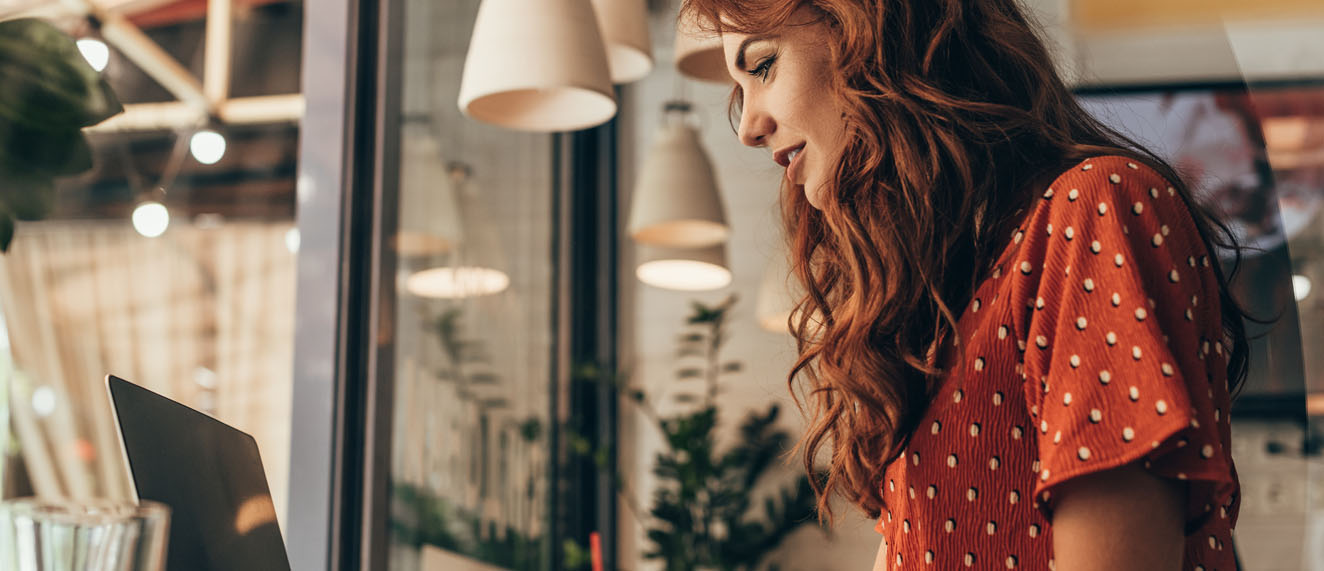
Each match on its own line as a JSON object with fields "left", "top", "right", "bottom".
{"left": 107, "top": 375, "right": 291, "bottom": 571}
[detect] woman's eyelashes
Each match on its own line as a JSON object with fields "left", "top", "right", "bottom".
{"left": 748, "top": 53, "right": 778, "bottom": 81}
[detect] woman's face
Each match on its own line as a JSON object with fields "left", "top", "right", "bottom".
{"left": 722, "top": 11, "right": 848, "bottom": 209}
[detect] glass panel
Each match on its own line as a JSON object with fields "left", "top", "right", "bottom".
{"left": 387, "top": 0, "right": 555, "bottom": 569}
{"left": 0, "top": 0, "right": 302, "bottom": 533}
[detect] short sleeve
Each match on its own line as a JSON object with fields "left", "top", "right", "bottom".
{"left": 1016, "top": 157, "right": 1239, "bottom": 530}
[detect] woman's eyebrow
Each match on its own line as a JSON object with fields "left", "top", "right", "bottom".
{"left": 734, "top": 35, "right": 776, "bottom": 70}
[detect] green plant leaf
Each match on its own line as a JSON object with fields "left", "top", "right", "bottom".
{"left": 0, "top": 211, "right": 13, "bottom": 252}
{"left": 0, "top": 19, "right": 123, "bottom": 130}
{"left": 0, "top": 164, "right": 55, "bottom": 220}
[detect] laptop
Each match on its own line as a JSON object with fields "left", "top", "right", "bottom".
{"left": 106, "top": 375, "right": 292, "bottom": 571}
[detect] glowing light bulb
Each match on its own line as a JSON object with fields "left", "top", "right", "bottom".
{"left": 1293, "top": 274, "right": 1312, "bottom": 302}
{"left": 285, "top": 228, "right": 301, "bottom": 253}
{"left": 31, "top": 386, "right": 56, "bottom": 417}
{"left": 190, "top": 130, "right": 227, "bottom": 165}
{"left": 132, "top": 201, "right": 170, "bottom": 237}
{"left": 77, "top": 38, "right": 109, "bottom": 72}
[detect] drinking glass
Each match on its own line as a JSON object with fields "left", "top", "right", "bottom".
{"left": 0, "top": 499, "right": 170, "bottom": 571}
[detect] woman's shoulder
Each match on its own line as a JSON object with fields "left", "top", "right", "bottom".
{"left": 1043, "top": 155, "right": 1176, "bottom": 201}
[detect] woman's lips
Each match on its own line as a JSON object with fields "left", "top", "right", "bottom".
{"left": 786, "top": 146, "right": 805, "bottom": 185}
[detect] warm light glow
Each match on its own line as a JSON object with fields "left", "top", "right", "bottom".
{"left": 31, "top": 386, "right": 56, "bottom": 417}
{"left": 405, "top": 267, "right": 510, "bottom": 298}
{"left": 1293, "top": 274, "right": 1312, "bottom": 301}
{"left": 132, "top": 201, "right": 170, "bottom": 238}
{"left": 234, "top": 495, "right": 277, "bottom": 536}
{"left": 285, "top": 228, "right": 301, "bottom": 253}
{"left": 637, "top": 259, "right": 731, "bottom": 291}
{"left": 190, "top": 130, "right": 227, "bottom": 165}
{"left": 77, "top": 38, "right": 109, "bottom": 72}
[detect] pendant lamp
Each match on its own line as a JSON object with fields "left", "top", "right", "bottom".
{"left": 755, "top": 252, "right": 798, "bottom": 334}
{"left": 675, "top": 11, "right": 731, "bottom": 84}
{"left": 405, "top": 164, "right": 511, "bottom": 299}
{"left": 458, "top": 0, "right": 616, "bottom": 131}
{"left": 592, "top": 0, "right": 653, "bottom": 83}
{"left": 628, "top": 101, "right": 730, "bottom": 248}
{"left": 636, "top": 244, "right": 732, "bottom": 291}
{"left": 395, "top": 125, "right": 460, "bottom": 257}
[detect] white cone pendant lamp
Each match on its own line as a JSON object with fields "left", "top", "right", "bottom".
{"left": 628, "top": 102, "right": 730, "bottom": 248}
{"left": 458, "top": 0, "right": 616, "bottom": 131}
{"left": 592, "top": 0, "right": 653, "bottom": 83}
{"left": 675, "top": 11, "right": 731, "bottom": 84}
{"left": 405, "top": 164, "right": 511, "bottom": 299}
{"left": 395, "top": 125, "right": 461, "bottom": 257}
{"left": 636, "top": 244, "right": 732, "bottom": 291}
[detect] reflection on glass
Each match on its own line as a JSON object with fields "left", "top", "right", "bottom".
{"left": 389, "top": 0, "right": 554, "bottom": 569}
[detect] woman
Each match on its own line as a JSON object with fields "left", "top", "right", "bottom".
{"left": 678, "top": 0, "right": 1250, "bottom": 569}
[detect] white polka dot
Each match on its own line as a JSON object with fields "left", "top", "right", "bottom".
{"left": 1186, "top": 308, "right": 1194, "bottom": 321}
{"left": 965, "top": 553, "right": 975, "bottom": 567}
{"left": 1161, "top": 363, "right": 1174, "bottom": 377}
{"left": 1150, "top": 187, "right": 1159, "bottom": 198}
{"left": 1076, "top": 316, "right": 1088, "bottom": 330}
{"left": 949, "top": 454, "right": 959, "bottom": 468}
{"left": 1029, "top": 524, "right": 1040, "bottom": 537}
{"left": 889, "top": 480, "right": 895, "bottom": 492}
{"left": 987, "top": 521, "right": 996, "bottom": 535}
{"left": 1214, "top": 408, "right": 1221, "bottom": 422}
{"left": 1152, "top": 234, "right": 1163, "bottom": 247}
{"left": 1135, "top": 308, "right": 1148, "bottom": 321}
{"left": 1098, "top": 202, "right": 1108, "bottom": 215}
{"left": 945, "top": 519, "right": 955, "bottom": 532}
{"left": 953, "top": 390, "right": 963, "bottom": 403}
{"left": 1068, "top": 188, "right": 1080, "bottom": 200}
{"left": 1065, "top": 226, "right": 1075, "bottom": 240}
{"left": 1020, "top": 261, "right": 1032, "bottom": 274}
{"left": 1044, "top": 188, "right": 1055, "bottom": 199}
{"left": 1170, "top": 269, "right": 1180, "bottom": 282}
{"left": 1011, "top": 426, "right": 1023, "bottom": 440}
{"left": 1099, "top": 370, "right": 1112, "bottom": 384}
{"left": 1156, "top": 400, "right": 1168, "bottom": 415}
{"left": 1111, "top": 292, "right": 1121, "bottom": 306}
{"left": 993, "top": 392, "right": 1004, "bottom": 406}
{"left": 1109, "top": 173, "right": 1121, "bottom": 184}
{"left": 1132, "top": 346, "right": 1143, "bottom": 360}
{"left": 1133, "top": 202, "right": 1144, "bottom": 214}
{"left": 1161, "top": 224, "right": 1170, "bottom": 236}
{"left": 1129, "top": 386, "right": 1140, "bottom": 401}
{"left": 1040, "top": 420, "right": 1048, "bottom": 433}
{"left": 1063, "top": 392, "right": 1072, "bottom": 406}
{"left": 1082, "top": 164, "right": 1094, "bottom": 171}
{"left": 904, "top": 519, "right": 911, "bottom": 532}
{"left": 1014, "top": 231, "right": 1024, "bottom": 244}
{"left": 1036, "top": 335, "right": 1048, "bottom": 348}
{"left": 1083, "top": 278, "right": 1095, "bottom": 292}
{"left": 1090, "top": 408, "right": 1102, "bottom": 423}
{"left": 989, "top": 457, "right": 1000, "bottom": 470}
{"left": 1069, "top": 354, "right": 1081, "bottom": 368}
{"left": 928, "top": 485, "right": 937, "bottom": 499}
{"left": 1053, "top": 430, "right": 1062, "bottom": 444}
{"left": 909, "top": 487, "right": 916, "bottom": 500}
{"left": 998, "top": 325, "right": 1008, "bottom": 339}
{"left": 1047, "top": 223, "right": 1053, "bottom": 235}
{"left": 1036, "top": 296, "right": 1045, "bottom": 309}
{"left": 897, "top": 554, "right": 903, "bottom": 565}
{"left": 1106, "top": 332, "right": 1117, "bottom": 345}
{"left": 1078, "top": 446, "right": 1091, "bottom": 460}
{"left": 1123, "top": 427, "right": 1135, "bottom": 441}
{"left": 973, "top": 298, "right": 982, "bottom": 312}
{"left": 974, "top": 357, "right": 985, "bottom": 371}
{"left": 1202, "top": 444, "right": 1215, "bottom": 459}
{"left": 1041, "top": 469, "right": 1050, "bottom": 481}
{"left": 1090, "top": 240, "right": 1102, "bottom": 253}
{"left": 926, "top": 551, "right": 935, "bottom": 564}
{"left": 1009, "top": 490, "right": 1020, "bottom": 504}
{"left": 914, "top": 453, "right": 920, "bottom": 466}
{"left": 932, "top": 421, "right": 942, "bottom": 434}
{"left": 1127, "top": 162, "right": 1139, "bottom": 169}
{"left": 1114, "top": 253, "right": 1124, "bottom": 267}
{"left": 1006, "top": 555, "right": 1018, "bottom": 569}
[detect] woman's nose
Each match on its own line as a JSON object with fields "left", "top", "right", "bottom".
{"left": 738, "top": 106, "right": 775, "bottom": 148}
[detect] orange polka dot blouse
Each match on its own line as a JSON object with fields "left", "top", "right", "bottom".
{"left": 875, "top": 156, "right": 1239, "bottom": 570}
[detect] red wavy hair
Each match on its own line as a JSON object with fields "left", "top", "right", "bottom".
{"left": 679, "top": 0, "right": 1253, "bottom": 521}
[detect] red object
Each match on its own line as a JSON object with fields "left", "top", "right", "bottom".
{"left": 874, "top": 157, "right": 1238, "bottom": 570}
{"left": 589, "top": 532, "right": 603, "bottom": 571}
